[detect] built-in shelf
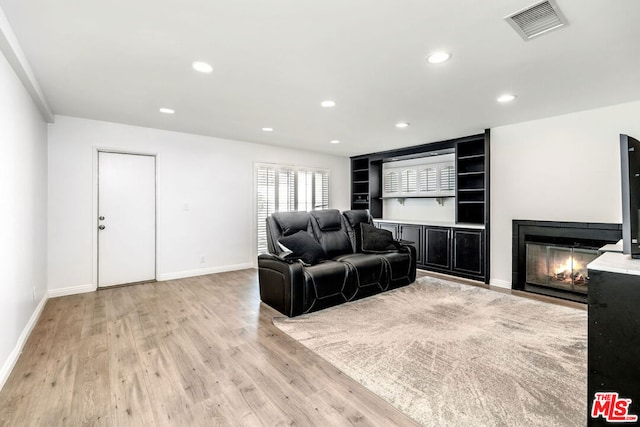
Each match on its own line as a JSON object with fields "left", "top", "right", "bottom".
{"left": 456, "top": 133, "right": 488, "bottom": 225}
{"left": 458, "top": 154, "right": 485, "bottom": 160}
{"left": 350, "top": 156, "right": 382, "bottom": 217}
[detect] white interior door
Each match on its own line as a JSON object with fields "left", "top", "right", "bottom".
{"left": 98, "top": 152, "right": 156, "bottom": 287}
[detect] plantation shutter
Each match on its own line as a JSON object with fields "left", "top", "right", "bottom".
{"left": 256, "top": 164, "right": 330, "bottom": 254}
{"left": 440, "top": 165, "right": 455, "bottom": 192}
{"left": 256, "top": 166, "right": 277, "bottom": 255}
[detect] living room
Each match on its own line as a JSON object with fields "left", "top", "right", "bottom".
{"left": 2, "top": 1, "right": 640, "bottom": 425}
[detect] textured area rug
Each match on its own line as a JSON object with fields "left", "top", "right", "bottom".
{"left": 273, "top": 277, "right": 587, "bottom": 426}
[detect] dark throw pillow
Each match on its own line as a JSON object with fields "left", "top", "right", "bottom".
{"left": 360, "top": 222, "right": 399, "bottom": 253}
{"left": 278, "top": 231, "right": 327, "bottom": 265}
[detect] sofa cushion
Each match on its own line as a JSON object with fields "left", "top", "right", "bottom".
{"left": 310, "top": 210, "right": 354, "bottom": 258}
{"left": 361, "top": 223, "right": 398, "bottom": 253}
{"left": 312, "top": 209, "right": 343, "bottom": 231}
{"left": 278, "top": 231, "right": 327, "bottom": 265}
{"left": 342, "top": 210, "right": 372, "bottom": 252}
{"left": 333, "top": 253, "right": 388, "bottom": 292}
{"left": 303, "top": 261, "right": 353, "bottom": 301}
{"left": 274, "top": 211, "right": 313, "bottom": 236}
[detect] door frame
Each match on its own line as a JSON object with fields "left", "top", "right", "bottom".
{"left": 92, "top": 147, "right": 160, "bottom": 288}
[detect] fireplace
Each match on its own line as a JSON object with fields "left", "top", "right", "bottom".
{"left": 513, "top": 220, "right": 622, "bottom": 302}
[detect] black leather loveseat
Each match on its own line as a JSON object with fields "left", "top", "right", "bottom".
{"left": 258, "top": 209, "right": 416, "bottom": 317}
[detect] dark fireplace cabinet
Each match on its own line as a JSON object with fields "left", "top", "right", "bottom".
{"left": 352, "top": 131, "right": 490, "bottom": 283}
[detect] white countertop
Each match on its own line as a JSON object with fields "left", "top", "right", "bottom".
{"left": 373, "top": 218, "right": 485, "bottom": 230}
{"left": 599, "top": 239, "right": 623, "bottom": 253}
{"left": 588, "top": 251, "right": 640, "bottom": 276}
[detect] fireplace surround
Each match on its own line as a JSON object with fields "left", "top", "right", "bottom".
{"left": 512, "top": 220, "right": 622, "bottom": 302}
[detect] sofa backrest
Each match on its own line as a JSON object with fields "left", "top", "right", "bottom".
{"left": 309, "top": 209, "right": 354, "bottom": 258}
{"left": 342, "top": 209, "right": 373, "bottom": 252}
{"left": 265, "top": 211, "right": 313, "bottom": 255}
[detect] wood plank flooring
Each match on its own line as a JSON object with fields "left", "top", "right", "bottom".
{"left": 0, "top": 269, "right": 418, "bottom": 426}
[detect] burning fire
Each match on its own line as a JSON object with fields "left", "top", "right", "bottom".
{"left": 552, "top": 256, "right": 588, "bottom": 285}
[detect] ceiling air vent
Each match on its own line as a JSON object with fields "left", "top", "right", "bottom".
{"left": 505, "top": 0, "right": 567, "bottom": 41}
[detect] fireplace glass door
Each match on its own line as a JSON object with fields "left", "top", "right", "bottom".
{"left": 526, "top": 243, "right": 600, "bottom": 294}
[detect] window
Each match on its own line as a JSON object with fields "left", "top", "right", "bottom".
{"left": 256, "top": 163, "right": 329, "bottom": 254}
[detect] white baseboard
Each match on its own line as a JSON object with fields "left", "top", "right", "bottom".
{"left": 0, "top": 295, "right": 47, "bottom": 391}
{"left": 157, "top": 263, "right": 254, "bottom": 281}
{"left": 48, "top": 283, "right": 97, "bottom": 298}
{"left": 489, "top": 279, "right": 512, "bottom": 289}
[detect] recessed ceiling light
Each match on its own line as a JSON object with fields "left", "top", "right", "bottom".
{"left": 159, "top": 108, "right": 175, "bottom": 114}
{"left": 497, "top": 94, "right": 517, "bottom": 103}
{"left": 321, "top": 100, "right": 336, "bottom": 108}
{"left": 192, "top": 61, "right": 213, "bottom": 73}
{"left": 395, "top": 122, "right": 410, "bottom": 128}
{"left": 330, "top": 140, "right": 341, "bottom": 144}
{"left": 426, "top": 51, "right": 451, "bottom": 64}
{"left": 262, "top": 127, "right": 274, "bottom": 132}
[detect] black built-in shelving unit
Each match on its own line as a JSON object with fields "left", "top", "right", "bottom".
{"left": 350, "top": 131, "right": 489, "bottom": 225}
{"left": 455, "top": 131, "right": 489, "bottom": 225}
{"left": 350, "top": 156, "right": 382, "bottom": 218}
{"left": 350, "top": 130, "right": 490, "bottom": 282}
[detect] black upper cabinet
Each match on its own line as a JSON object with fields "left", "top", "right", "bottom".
{"left": 456, "top": 130, "right": 490, "bottom": 225}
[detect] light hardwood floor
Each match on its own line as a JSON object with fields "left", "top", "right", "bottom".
{"left": 0, "top": 269, "right": 419, "bottom": 426}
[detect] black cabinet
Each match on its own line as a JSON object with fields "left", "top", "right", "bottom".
{"left": 588, "top": 267, "right": 640, "bottom": 425}
{"left": 399, "top": 224, "right": 424, "bottom": 265}
{"left": 424, "top": 227, "right": 451, "bottom": 271}
{"left": 373, "top": 221, "right": 485, "bottom": 282}
{"left": 452, "top": 229, "right": 484, "bottom": 277}
{"left": 377, "top": 222, "right": 398, "bottom": 239}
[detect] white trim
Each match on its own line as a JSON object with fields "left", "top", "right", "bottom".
{"left": 48, "top": 283, "right": 97, "bottom": 298}
{"left": 489, "top": 278, "right": 512, "bottom": 289}
{"left": 0, "top": 6, "right": 54, "bottom": 122}
{"left": 157, "top": 263, "right": 253, "bottom": 281}
{"left": 0, "top": 295, "right": 47, "bottom": 391}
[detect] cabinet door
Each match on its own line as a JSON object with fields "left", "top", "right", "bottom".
{"left": 399, "top": 224, "right": 423, "bottom": 265}
{"left": 452, "top": 229, "right": 484, "bottom": 276}
{"left": 424, "top": 227, "right": 451, "bottom": 270}
{"left": 376, "top": 222, "right": 398, "bottom": 239}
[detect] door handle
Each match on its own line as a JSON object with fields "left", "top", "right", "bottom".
{"left": 98, "top": 225, "right": 106, "bottom": 230}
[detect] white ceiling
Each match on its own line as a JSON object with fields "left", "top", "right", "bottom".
{"left": 2, "top": 0, "right": 640, "bottom": 156}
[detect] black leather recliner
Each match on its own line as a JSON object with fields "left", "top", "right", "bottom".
{"left": 258, "top": 209, "right": 417, "bottom": 317}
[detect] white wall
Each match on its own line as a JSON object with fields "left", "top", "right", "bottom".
{"left": 0, "top": 50, "right": 48, "bottom": 385}
{"left": 383, "top": 197, "right": 455, "bottom": 222}
{"left": 490, "top": 99, "right": 640, "bottom": 288}
{"left": 47, "top": 116, "right": 350, "bottom": 292}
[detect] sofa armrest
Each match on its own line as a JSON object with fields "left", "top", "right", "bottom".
{"left": 257, "top": 254, "right": 306, "bottom": 317}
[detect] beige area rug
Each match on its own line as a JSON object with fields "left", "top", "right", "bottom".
{"left": 273, "top": 277, "right": 587, "bottom": 426}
